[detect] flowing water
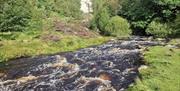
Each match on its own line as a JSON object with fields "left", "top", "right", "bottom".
{"left": 0, "top": 37, "right": 163, "bottom": 91}
{"left": 80, "top": 0, "right": 93, "bottom": 13}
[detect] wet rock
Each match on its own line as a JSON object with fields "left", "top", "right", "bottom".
{"left": 138, "top": 65, "right": 148, "bottom": 71}
{"left": 17, "top": 75, "right": 38, "bottom": 83}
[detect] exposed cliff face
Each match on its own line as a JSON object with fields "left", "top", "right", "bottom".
{"left": 80, "top": 0, "right": 93, "bottom": 13}
{"left": 0, "top": 37, "right": 162, "bottom": 91}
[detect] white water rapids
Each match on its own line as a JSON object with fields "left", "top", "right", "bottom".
{"left": 80, "top": 0, "right": 93, "bottom": 13}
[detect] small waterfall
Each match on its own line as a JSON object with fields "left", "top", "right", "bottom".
{"left": 80, "top": 0, "right": 93, "bottom": 13}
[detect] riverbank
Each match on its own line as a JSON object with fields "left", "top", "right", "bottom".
{"left": 128, "top": 39, "right": 180, "bottom": 91}
{"left": 0, "top": 30, "right": 110, "bottom": 62}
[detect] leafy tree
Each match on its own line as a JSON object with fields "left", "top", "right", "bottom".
{"left": 0, "top": 0, "right": 82, "bottom": 32}
{"left": 171, "top": 13, "right": 180, "bottom": 37}
{"left": 90, "top": 0, "right": 119, "bottom": 34}
{"left": 119, "top": 0, "right": 180, "bottom": 36}
{"left": 0, "top": 0, "right": 31, "bottom": 32}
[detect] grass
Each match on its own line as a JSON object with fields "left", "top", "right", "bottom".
{"left": 128, "top": 39, "right": 180, "bottom": 91}
{"left": 0, "top": 31, "right": 110, "bottom": 62}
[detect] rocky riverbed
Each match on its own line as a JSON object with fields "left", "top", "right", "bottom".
{"left": 0, "top": 37, "right": 163, "bottom": 91}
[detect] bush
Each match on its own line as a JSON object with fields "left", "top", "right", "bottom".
{"left": 0, "top": 0, "right": 31, "bottom": 32}
{"left": 90, "top": 6, "right": 110, "bottom": 33}
{"left": 146, "top": 20, "right": 172, "bottom": 38}
{"left": 90, "top": 0, "right": 120, "bottom": 34}
{"left": 119, "top": 0, "right": 179, "bottom": 35}
{"left": 171, "top": 13, "right": 180, "bottom": 37}
{"left": 104, "top": 16, "right": 131, "bottom": 36}
{"left": 97, "top": 8, "right": 110, "bottom": 32}
{"left": 90, "top": 0, "right": 131, "bottom": 37}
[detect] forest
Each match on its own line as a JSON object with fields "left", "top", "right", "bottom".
{"left": 0, "top": 0, "right": 180, "bottom": 91}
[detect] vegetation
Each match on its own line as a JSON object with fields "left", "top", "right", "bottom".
{"left": 105, "top": 16, "right": 131, "bottom": 37}
{"left": 0, "top": 0, "right": 82, "bottom": 32}
{"left": 0, "top": 0, "right": 180, "bottom": 90}
{"left": 0, "top": 31, "right": 109, "bottom": 62}
{"left": 90, "top": 0, "right": 131, "bottom": 37}
{"left": 119, "top": 0, "right": 180, "bottom": 37}
{"left": 146, "top": 19, "right": 172, "bottom": 38}
{"left": 90, "top": 0, "right": 180, "bottom": 38}
{"left": 128, "top": 40, "right": 180, "bottom": 91}
{"left": 171, "top": 13, "right": 180, "bottom": 37}
{"left": 0, "top": 0, "right": 31, "bottom": 32}
{"left": 0, "top": 0, "right": 109, "bottom": 62}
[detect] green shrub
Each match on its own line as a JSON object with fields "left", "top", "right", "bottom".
{"left": 90, "top": 7, "right": 110, "bottom": 33}
{"left": 0, "top": 0, "right": 31, "bottom": 32}
{"left": 105, "top": 16, "right": 131, "bottom": 36}
{"left": 97, "top": 8, "right": 110, "bottom": 32}
{"left": 171, "top": 13, "right": 180, "bottom": 37}
{"left": 146, "top": 20, "right": 172, "bottom": 38}
{"left": 119, "top": 0, "right": 179, "bottom": 35}
{"left": 91, "top": 0, "right": 120, "bottom": 34}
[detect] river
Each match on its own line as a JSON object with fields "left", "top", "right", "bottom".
{"left": 0, "top": 37, "right": 162, "bottom": 91}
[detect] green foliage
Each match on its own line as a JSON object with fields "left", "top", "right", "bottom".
{"left": 0, "top": 31, "right": 109, "bottom": 62}
{"left": 92, "top": 0, "right": 119, "bottom": 16}
{"left": 91, "top": 0, "right": 128, "bottom": 36}
{"left": 95, "top": 8, "right": 110, "bottom": 33}
{"left": 128, "top": 45, "right": 180, "bottom": 91}
{"left": 119, "top": 0, "right": 180, "bottom": 35}
{"left": 171, "top": 13, "right": 180, "bottom": 37}
{"left": 36, "top": 0, "right": 82, "bottom": 18}
{"left": 119, "top": 0, "right": 154, "bottom": 29}
{"left": 154, "top": 0, "right": 180, "bottom": 5}
{"left": 146, "top": 20, "right": 172, "bottom": 38}
{"left": 0, "top": 0, "right": 31, "bottom": 32}
{"left": 105, "top": 16, "right": 131, "bottom": 36}
{"left": 90, "top": 0, "right": 110, "bottom": 32}
{"left": 0, "top": 0, "right": 82, "bottom": 32}
{"left": 105, "top": 0, "right": 120, "bottom": 16}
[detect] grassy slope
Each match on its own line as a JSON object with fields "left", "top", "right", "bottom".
{"left": 0, "top": 31, "right": 109, "bottom": 62}
{"left": 128, "top": 39, "right": 180, "bottom": 91}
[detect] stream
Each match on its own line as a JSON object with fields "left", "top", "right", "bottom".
{"left": 0, "top": 36, "right": 163, "bottom": 91}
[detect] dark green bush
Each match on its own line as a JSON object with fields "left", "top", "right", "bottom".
{"left": 171, "top": 13, "right": 180, "bottom": 37}
{"left": 0, "top": 0, "right": 31, "bottom": 32}
{"left": 119, "top": 0, "right": 180, "bottom": 35}
{"left": 90, "top": 0, "right": 120, "bottom": 34}
{"left": 105, "top": 16, "right": 131, "bottom": 36}
{"left": 96, "top": 8, "right": 110, "bottom": 32}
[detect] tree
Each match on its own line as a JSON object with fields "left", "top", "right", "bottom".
{"left": 119, "top": 0, "right": 180, "bottom": 35}
{"left": 0, "top": 0, "right": 31, "bottom": 32}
